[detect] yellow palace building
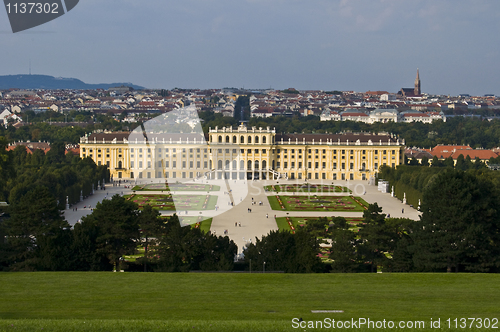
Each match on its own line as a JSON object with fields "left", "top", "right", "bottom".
{"left": 79, "top": 124, "right": 404, "bottom": 181}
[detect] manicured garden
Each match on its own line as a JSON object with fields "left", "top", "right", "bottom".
{"left": 124, "top": 194, "right": 218, "bottom": 210}
{"left": 268, "top": 195, "right": 368, "bottom": 212}
{"left": 132, "top": 183, "right": 220, "bottom": 191}
{"left": 276, "top": 216, "right": 364, "bottom": 233}
{"left": 1, "top": 273, "right": 500, "bottom": 331}
{"left": 264, "top": 183, "right": 351, "bottom": 193}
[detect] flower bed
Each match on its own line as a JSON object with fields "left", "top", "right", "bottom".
{"left": 270, "top": 195, "right": 366, "bottom": 212}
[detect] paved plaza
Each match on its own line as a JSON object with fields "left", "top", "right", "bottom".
{"left": 64, "top": 179, "right": 421, "bottom": 254}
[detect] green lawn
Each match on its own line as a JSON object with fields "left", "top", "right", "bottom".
{"left": 132, "top": 183, "right": 221, "bottom": 192}
{"left": 0, "top": 273, "right": 499, "bottom": 331}
{"left": 268, "top": 195, "right": 368, "bottom": 212}
{"left": 124, "top": 194, "right": 217, "bottom": 210}
{"left": 186, "top": 217, "right": 213, "bottom": 233}
{"left": 276, "top": 216, "right": 364, "bottom": 232}
{"left": 264, "top": 184, "right": 352, "bottom": 193}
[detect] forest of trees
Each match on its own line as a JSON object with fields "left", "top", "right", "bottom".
{"left": 2, "top": 166, "right": 500, "bottom": 272}
{"left": 0, "top": 139, "right": 108, "bottom": 206}
{"left": 0, "top": 193, "right": 238, "bottom": 272}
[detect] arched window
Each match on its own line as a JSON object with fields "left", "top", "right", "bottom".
{"left": 255, "top": 136, "right": 259, "bottom": 144}
{"left": 247, "top": 160, "right": 252, "bottom": 170}
{"left": 233, "top": 136, "right": 237, "bottom": 144}
{"left": 218, "top": 160, "right": 223, "bottom": 170}
{"left": 118, "top": 161, "right": 122, "bottom": 169}
{"left": 218, "top": 135, "right": 222, "bottom": 143}
{"left": 254, "top": 160, "right": 259, "bottom": 170}
{"left": 232, "top": 160, "right": 237, "bottom": 169}
{"left": 240, "top": 160, "right": 244, "bottom": 170}
{"left": 240, "top": 136, "right": 244, "bottom": 144}
{"left": 262, "top": 160, "right": 267, "bottom": 170}
{"left": 362, "top": 162, "right": 366, "bottom": 170}
{"left": 248, "top": 136, "right": 252, "bottom": 144}
{"left": 226, "top": 136, "right": 230, "bottom": 143}
{"left": 263, "top": 136, "right": 267, "bottom": 144}
{"left": 225, "top": 160, "right": 230, "bottom": 170}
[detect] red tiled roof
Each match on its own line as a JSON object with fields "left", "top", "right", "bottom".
{"left": 451, "top": 149, "right": 498, "bottom": 160}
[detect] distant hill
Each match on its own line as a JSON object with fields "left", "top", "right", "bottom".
{"left": 0, "top": 74, "right": 145, "bottom": 90}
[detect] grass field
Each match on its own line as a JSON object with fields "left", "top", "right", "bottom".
{"left": 268, "top": 195, "right": 368, "bottom": 212}
{"left": 125, "top": 194, "right": 218, "bottom": 210}
{"left": 264, "top": 184, "right": 352, "bottom": 193}
{"left": 276, "top": 216, "right": 364, "bottom": 233}
{"left": 132, "top": 183, "right": 221, "bottom": 192}
{"left": 0, "top": 273, "right": 499, "bottom": 331}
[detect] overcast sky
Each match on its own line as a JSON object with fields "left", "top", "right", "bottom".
{"left": 1, "top": 0, "right": 499, "bottom": 96}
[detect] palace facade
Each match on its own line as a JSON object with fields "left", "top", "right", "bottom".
{"left": 79, "top": 124, "right": 404, "bottom": 181}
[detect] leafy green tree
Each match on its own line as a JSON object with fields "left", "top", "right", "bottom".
{"left": 34, "top": 227, "right": 74, "bottom": 271}
{"left": 197, "top": 232, "right": 237, "bottom": 271}
{"left": 431, "top": 156, "right": 442, "bottom": 167}
{"left": 45, "top": 142, "right": 66, "bottom": 164}
{"left": 443, "top": 156, "right": 454, "bottom": 168}
{"left": 156, "top": 215, "right": 237, "bottom": 272}
{"left": 156, "top": 215, "right": 189, "bottom": 271}
{"left": 137, "top": 204, "right": 163, "bottom": 272}
{"left": 455, "top": 154, "right": 466, "bottom": 170}
{"left": 305, "top": 216, "right": 330, "bottom": 236}
{"left": 71, "top": 220, "right": 111, "bottom": 271}
{"left": 81, "top": 194, "right": 140, "bottom": 270}
{"left": 328, "top": 217, "right": 359, "bottom": 273}
{"left": 383, "top": 218, "right": 415, "bottom": 272}
{"left": 357, "top": 203, "right": 391, "bottom": 272}
{"left": 473, "top": 157, "right": 486, "bottom": 169}
{"left": 243, "top": 229, "right": 322, "bottom": 273}
{"left": 5, "top": 186, "right": 69, "bottom": 270}
{"left": 412, "top": 170, "right": 500, "bottom": 272}
{"left": 465, "top": 155, "right": 474, "bottom": 169}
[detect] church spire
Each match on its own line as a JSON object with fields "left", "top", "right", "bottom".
{"left": 414, "top": 68, "right": 421, "bottom": 95}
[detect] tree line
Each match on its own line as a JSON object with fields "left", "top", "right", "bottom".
{"left": 1, "top": 169, "right": 499, "bottom": 272}
{"left": 0, "top": 192, "right": 237, "bottom": 272}
{"left": 0, "top": 139, "right": 108, "bottom": 206}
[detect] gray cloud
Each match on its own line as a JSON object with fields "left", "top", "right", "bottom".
{"left": 1, "top": 0, "right": 499, "bottom": 95}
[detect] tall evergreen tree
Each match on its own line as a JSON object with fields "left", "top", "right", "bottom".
{"left": 5, "top": 186, "right": 69, "bottom": 270}
{"left": 412, "top": 170, "right": 500, "bottom": 272}
{"left": 328, "top": 217, "right": 359, "bottom": 273}
{"left": 357, "top": 203, "right": 388, "bottom": 272}
{"left": 81, "top": 194, "right": 140, "bottom": 270}
{"left": 137, "top": 204, "right": 164, "bottom": 272}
